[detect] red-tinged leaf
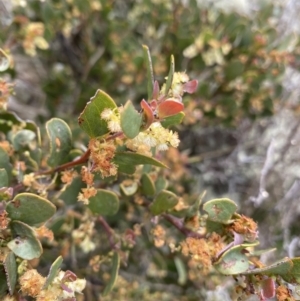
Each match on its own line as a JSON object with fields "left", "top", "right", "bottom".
{"left": 158, "top": 100, "right": 184, "bottom": 118}
{"left": 183, "top": 80, "right": 198, "bottom": 94}
{"left": 261, "top": 278, "right": 275, "bottom": 299}
{"left": 152, "top": 80, "right": 160, "bottom": 99}
{"left": 150, "top": 100, "right": 157, "bottom": 110}
{"left": 141, "top": 99, "right": 154, "bottom": 129}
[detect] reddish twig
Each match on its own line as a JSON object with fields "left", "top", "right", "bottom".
{"left": 162, "top": 213, "right": 205, "bottom": 239}
{"left": 35, "top": 149, "right": 91, "bottom": 176}
{"left": 97, "top": 216, "right": 118, "bottom": 250}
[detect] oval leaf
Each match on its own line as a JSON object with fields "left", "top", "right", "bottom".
{"left": 158, "top": 100, "right": 184, "bottom": 119}
{"left": 203, "top": 198, "right": 237, "bottom": 223}
{"left": 78, "top": 89, "right": 117, "bottom": 138}
{"left": 103, "top": 252, "right": 120, "bottom": 296}
{"left": 214, "top": 245, "right": 249, "bottom": 275}
{"left": 7, "top": 193, "right": 56, "bottom": 226}
{"left": 120, "top": 101, "right": 142, "bottom": 139}
{"left": 150, "top": 190, "right": 179, "bottom": 215}
{"left": 46, "top": 118, "right": 72, "bottom": 167}
{"left": 7, "top": 221, "right": 42, "bottom": 260}
{"left": 88, "top": 189, "right": 119, "bottom": 216}
{"left": 43, "top": 256, "right": 63, "bottom": 289}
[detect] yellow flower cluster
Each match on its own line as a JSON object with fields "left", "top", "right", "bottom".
{"left": 126, "top": 122, "right": 179, "bottom": 154}
{"left": 19, "top": 269, "right": 86, "bottom": 300}
{"left": 101, "top": 107, "right": 122, "bottom": 133}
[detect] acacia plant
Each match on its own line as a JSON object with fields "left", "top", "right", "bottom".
{"left": 1, "top": 45, "right": 300, "bottom": 301}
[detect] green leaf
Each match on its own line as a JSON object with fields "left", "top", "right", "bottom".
{"left": 88, "top": 189, "right": 119, "bottom": 216}
{"left": 43, "top": 256, "right": 63, "bottom": 289}
{"left": 214, "top": 245, "right": 250, "bottom": 275}
{"left": 0, "top": 49, "right": 10, "bottom": 72}
{"left": 141, "top": 173, "right": 156, "bottom": 197}
{"left": 7, "top": 193, "right": 56, "bottom": 226}
{"left": 59, "top": 177, "right": 85, "bottom": 205}
{"left": 0, "top": 147, "right": 12, "bottom": 182}
{"left": 103, "top": 252, "right": 120, "bottom": 296}
{"left": 12, "top": 130, "right": 36, "bottom": 151}
{"left": 116, "top": 163, "right": 136, "bottom": 175}
{"left": 78, "top": 89, "right": 117, "bottom": 138}
{"left": 282, "top": 258, "right": 300, "bottom": 284}
{"left": 150, "top": 190, "right": 179, "bottom": 215}
{"left": 46, "top": 118, "right": 72, "bottom": 167}
{"left": 120, "top": 181, "right": 138, "bottom": 196}
{"left": 3, "top": 252, "right": 17, "bottom": 295}
{"left": 0, "top": 269, "right": 8, "bottom": 298}
{"left": 155, "top": 177, "right": 168, "bottom": 193}
{"left": 164, "top": 55, "right": 175, "bottom": 95}
{"left": 113, "top": 152, "right": 168, "bottom": 169}
{"left": 203, "top": 198, "right": 237, "bottom": 223}
{"left": 143, "top": 45, "right": 154, "bottom": 100}
{"left": 7, "top": 221, "right": 42, "bottom": 260}
{"left": 243, "top": 257, "right": 293, "bottom": 276}
{"left": 174, "top": 256, "right": 187, "bottom": 285}
{"left": 161, "top": 112, "right": 185, "bottom": 128}
{"left": 224, "top": 60, "right": 245, "bottom": 81}
{"left": 120, "top": 101, "right": 142, "bottom": 139}
{"left": 0, "top": 111, "right": 38, "bottom": 135}
{"left": 0, "top": 169, "right": 8, "bottom": 187}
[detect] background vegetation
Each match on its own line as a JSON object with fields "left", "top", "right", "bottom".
{"left": 1, "top": 0, "right": 300, "bottom": 300}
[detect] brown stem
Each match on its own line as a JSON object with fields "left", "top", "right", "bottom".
{"left": 97, "top": 216, "right": 118, "bottom": 250}
{"left": 162, "top": 213, "right": 205, "bottom": 239}
{"left": 35, "top": 149, "right": 91, "bottom": 176}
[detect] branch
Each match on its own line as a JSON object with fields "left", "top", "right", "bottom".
{"left": 35, "top": 149, "right": 91, "bottom": 176}
{"left": 162, "top": 213, "right": 205, "bottom": 239}
{"left": 97, "top": 216, "right": 118, "bottom": 250}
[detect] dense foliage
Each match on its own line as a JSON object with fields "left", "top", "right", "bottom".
{"left": 1, "top": 1, "right": 300, "bottom": 300}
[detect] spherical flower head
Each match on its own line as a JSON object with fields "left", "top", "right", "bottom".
{"left": 101, "top": 108, "right": 122, "bottom": 132}
{"left": 19, "top": 269, "right": 45, "bottom": 297}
